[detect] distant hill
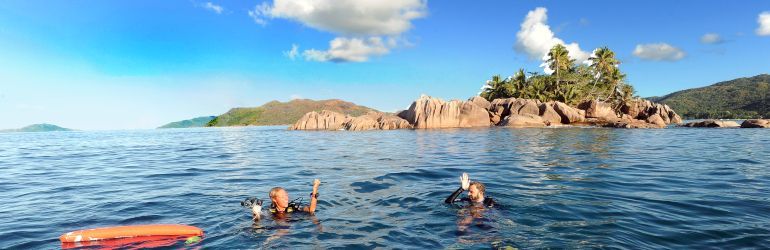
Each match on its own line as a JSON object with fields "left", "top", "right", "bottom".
{"left": 0, "top": 123, "right": 73, "bottom": 132}
{"left": 651, "top": 74, "right": 770, "bottom": 119}
{"left": 158, "top": 116, "right": 216, "bottom": 129}
{"left": 207, "top": 99, "right": 376, "bottom": 127}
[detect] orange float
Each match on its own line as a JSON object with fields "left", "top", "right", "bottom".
{"left": 59, "top": 224, "right": 203, "bottom": 243}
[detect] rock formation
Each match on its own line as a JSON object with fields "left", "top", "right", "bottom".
{"left": 290, "top": 95, "right": 685, "bottom": 130}
{"left": 344, "top": 112, "right": 412, "bottom": 131}
{"left": 397, "top": 95, "right": 490, "bottom": 129}
{"left": 289, "top": 110, "right": 411, "bottom": 131}
{"left": 289, "top": 110, "right": 350, "bottom": 130}
{"left": 622, "top": 99, "right": 682, "bottom": 125}
{"left": 740, "top": 119, "right": 770, "bottom": 128}
{"left": 680, "top": 120, "right": 741, "bottom": 128}
{"left": 578, "top": 100, "right": 617, "bottom": 121}
{"left": 499, "top": 114, "right": 546, "bottom": 127}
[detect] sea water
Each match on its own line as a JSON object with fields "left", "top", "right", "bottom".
{"left": 1, "top": 126, "right": 769, "bottom": 249}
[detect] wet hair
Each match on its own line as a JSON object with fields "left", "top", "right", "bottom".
{"left": 469, "top": 181, "right": 485, "bottom": 194}
{"left": 269, "top": 187, "right": 286, "bottom": 199}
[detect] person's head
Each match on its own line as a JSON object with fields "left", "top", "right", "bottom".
{"left": 269, "top": 187, "right": 289, "bottom": 208}
{"left": 468, "top": 181, "right": 485, "bottom": 202}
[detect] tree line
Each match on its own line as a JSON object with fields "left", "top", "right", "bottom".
{"left": 480, "top": 44, "right": 636, "bottom": 112}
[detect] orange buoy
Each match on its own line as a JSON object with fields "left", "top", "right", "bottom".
{"left": 59, "top": 224, "right": 203, "bottom": 243}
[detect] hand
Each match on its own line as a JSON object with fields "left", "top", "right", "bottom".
{"left": 460, "top": 173, "right": 470, "bottom": 190}
{"left": 313, "top": 179, "right": 321, "bottom": 187}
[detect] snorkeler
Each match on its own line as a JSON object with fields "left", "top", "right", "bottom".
{"left": 242, "top": 179, "right": 321, "bottom": 220}
{"left": 445, "top": 173, "right": 495, "bottom": 207}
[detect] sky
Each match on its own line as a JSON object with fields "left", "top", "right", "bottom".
{"left": 1, "top": 0, "right": 769, "bottom": 130}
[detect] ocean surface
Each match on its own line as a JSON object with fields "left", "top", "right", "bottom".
{"left": 1, "top": 126, "right": 769, "bottom": 249}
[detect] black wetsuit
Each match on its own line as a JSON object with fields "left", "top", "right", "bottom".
{"left": 445, "top": 187, "right": 495, "bottom": 207}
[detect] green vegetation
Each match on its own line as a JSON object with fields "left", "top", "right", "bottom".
{"left": 480, "top": 45, "right": 635, "bottom": 110}
{"left": 0, "top": 123, "right": 73, "bottom": 132}
{"left": 650, "top": 74, "right": 770, "bottom": 119}
{"left": 207, "top": 99, "right": 375, "bottom": 126}
{"left": 158, "top": 116, "right": 216, "bottom": 129}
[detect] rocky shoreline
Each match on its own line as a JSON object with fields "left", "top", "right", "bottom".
{"left": 288, "top": 95, "right": 723, "bottom": 131}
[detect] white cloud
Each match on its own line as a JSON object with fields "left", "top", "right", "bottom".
{"left": 303, "top": 37, "right": 391, "bottom": 62}
{"left": 632, "top": 43, "right": 686, "bottom": 61}
{"left": 290, "top": 94, "right": 303, "bottom": 100}
{"left": 203, "top": 2, "right": 224, "bottom": 14}
{"left": 248, "top": 3, "right": 271, "bottom": 25}
{"left": 253, "top": 0, "right": 426, "bottom": 36}
{"left": 252, "top": 0, "right": 427, "bottom": 62}
{"left": 514, "top": 7, "right": 591, "bottom": 67}
{"left": 284, "top": 44, "right": 299, "bottom": 60}
{"left": 700, "top": 33, "right": 723, "bottom": 44}
{"left": 757, "top": 11, "right": 770, "bottom": 36}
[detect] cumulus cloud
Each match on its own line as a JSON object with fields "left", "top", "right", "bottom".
{"left": 700, "top": 33, "right": 723, "bottom": 44}
{"left": 252, "top": 0, "right": 427, "bottom": 62}
{"left": 284, "top": 44, "right": 299, "bottom": 60}
{"left": 632, "top": 43, "right": 686, "bottom": 61}
{"left": 757, "top": 11, "right": 770, "bottom": 36}
{"left": 203, "top": 2, "right": 224, "bottom": 14}
{"left": 514, "top": 7, "right": 591, "bottom": 66}
{"left": 303, "top": 37, "right": 391, "bottom": 62}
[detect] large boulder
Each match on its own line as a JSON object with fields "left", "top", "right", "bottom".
{"left": 681, "top": 120, "right": 741, "bottom": 128}
{"left": 623, "top": 99, "right": 682, "bottom": 125}
{"left": 512, "top": 99, "right": 541, "bottom": 116}
{"left": 499, "top": 114, "right": 545, "bottom": 127}
{"left": 344, "top": 112, "right": 412, "bottom": 131}
{"left": 398, "top": 95, "right": 491, "bottom": 129}
{"left": 579, "top": 100, "right": 617, "bottom": 121}
{"left": 740, "top": 119, "right": 770, "bottom": 128}
{"left": 539, "top": 103, "right": 562, "bottom": 125}
{"left": 552, "top": 102, "right": 585, "bottom": 124}
{"left": 289, "top": 110, "right": 350, "bottom": 130}
{"left": 645, "top": 115, "right": 667, "bottom": 127}
{"left": 468, "top": 96, "right": 491, "bottom": 110}
{"left": 489, "top": 98, "right": 518, "bottom": 119}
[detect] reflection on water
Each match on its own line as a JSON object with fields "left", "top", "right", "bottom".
{"left": 1, "top": 126, "right": 769, "bottom": 249}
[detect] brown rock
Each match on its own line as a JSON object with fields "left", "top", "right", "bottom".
{"left": 345, "top": 112, "right": 412, "bottom": 131}
{"left": 513, "top": 99, "right": 541, "bottom": 116}
{"left": 645, "top": 115, "right": 667, "bottom": 127}
{"left": 468, "top": 96, "right": 492, "bottom": 110}
{"left": 489, "top": 111, "right": 501, "bottom": 125}
{"left": 539, "top": 103, "right": 562, "bottom": 125}
{"left": 398, "top": 95, "right": 491, "bottom": 129}
{"left": 552, "top": 102, "right": 585, "bottom": 124}
{"left": 499, "top": 114, "right": 546, "bottom": 127}
{"left": 289, "top": 110, "right": 350, "bottom": 130}
{"left": 740, "top": 119, "right": 770, "bottom": 128}
{"left": 603, "top": 119, "right": 663, "bottom": 128}
{"left": 489, "top": 98, "right": 518, "bottom": 118}
{"left": 579, "top": 100, "right": 617, "bottom": 121}
{"left": 681, "top": 120, "right": 741, "bottom": 128}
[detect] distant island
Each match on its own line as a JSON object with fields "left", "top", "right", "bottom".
{"left": 158, "top": 116, "right": 216, "bottom": 129}
{"left": 205, "top": 99, "right": 375, "bottom": 127}
{"left": 0, "top": 123, "right": 73, "bottom": 133}
{"left": 650, "top": 74, "right": 770, "bottom": 119}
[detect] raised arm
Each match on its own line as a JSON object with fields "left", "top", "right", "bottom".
{"left": 304, "top": 179, "right": 321, "bottom": 213}
{"left": 445, "top": 173, "right": 470, "bottom": 203}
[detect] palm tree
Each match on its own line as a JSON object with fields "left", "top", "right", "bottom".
{"left": 546, "top": 44, "right": 574, "bottom": 92}
{"left": 588, "top": 46, "right": 619, "bottom": 100}
{"left": 480, "top": 75, "right": 512, "bottom": 101}
{"left": 511, "top": 69, "right": 527, "bottom": 97}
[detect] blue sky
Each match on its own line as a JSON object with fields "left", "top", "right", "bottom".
{"left": 1, "top": 0, "right": 769, "bottom": 130}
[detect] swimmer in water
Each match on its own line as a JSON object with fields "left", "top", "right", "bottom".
{"left": 241, "top": 179, "right": 321, "bottom": 220}
{"left": 267, "top": 179, "right": 321, "bottom": 217}
{"left": 445, "top": 173, "right": 495, "bottom": 207}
